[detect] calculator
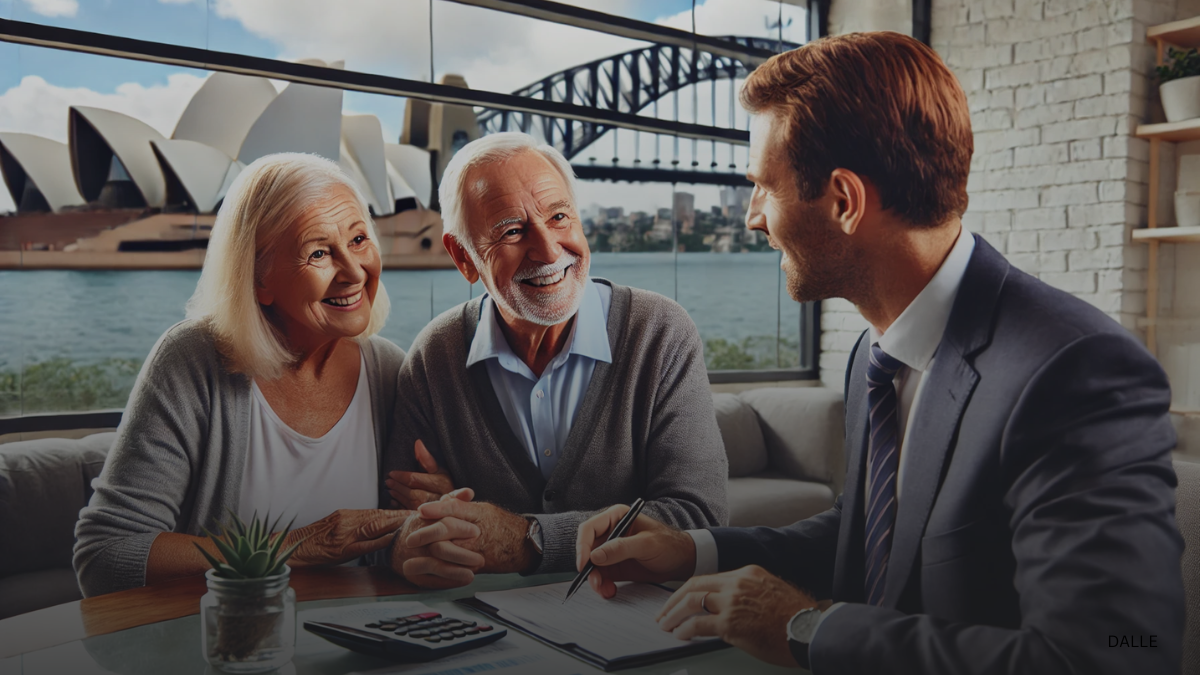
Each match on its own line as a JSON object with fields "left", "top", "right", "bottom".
{"left": 303, "top": 611, "right": 508, "bottom": 662}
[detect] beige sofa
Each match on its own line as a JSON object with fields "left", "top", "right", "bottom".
{"left": 713, "top": 387, "right": 846, "bottom": 527}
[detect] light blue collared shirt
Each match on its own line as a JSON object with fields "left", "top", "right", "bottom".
{"left": 465, "top": 278, "right": 613, "bottom": 480}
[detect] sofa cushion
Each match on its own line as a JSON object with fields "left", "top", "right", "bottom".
{"left": 727, "top": 472, "right": 835, "bottom": 528}
{"left": 0, "top": 432, "right": 114, "bottom": 577}
{"left": 712, "top": 393, "right": 768, "bottom": 477}
{"left": 740, "top": 388, "right": 845, "bottom": 490}
{"left": 0, "top": 567, "right": 82, "bottom": 620}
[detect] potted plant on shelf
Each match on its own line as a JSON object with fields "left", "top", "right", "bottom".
{"left": 1158, "top": 47, "right": 1200, "bottom": 123}
{"left": 196, "top": 512, "right": 304, "bottom": 673}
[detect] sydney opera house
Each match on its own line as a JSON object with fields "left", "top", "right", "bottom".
{"left": 0, "top": 61, "right": 475, "bottom": 269}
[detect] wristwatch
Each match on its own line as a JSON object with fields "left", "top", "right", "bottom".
{"left": 786, "top": 607, "right": 823, "bottom": 671}
{"left": 524, "top": 516, "right": 544, "bottom": 556}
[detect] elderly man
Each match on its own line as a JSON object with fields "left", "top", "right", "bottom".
{"left": 383, "top": 132, "right": 728, "bottom": 588}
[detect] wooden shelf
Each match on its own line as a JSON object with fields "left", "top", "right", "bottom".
{"left": 1137, "top": 316, "right": 1200, "bottom": 328}
{"left": 1136, "top": 118, "right": 1200, "bottom": 141}
{"left": 1132, "top": 226, "right": 1200, "bottom": 243}
{"left": 1148, "top": 16, "right": 1200, "bottom": 48}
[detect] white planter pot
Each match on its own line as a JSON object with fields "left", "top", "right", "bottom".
{"left": 1161, "top": 76, "right": 1200, "bottom": 123}
{"left": 1176, "top": 191, "right": 1200, "bottom": 228}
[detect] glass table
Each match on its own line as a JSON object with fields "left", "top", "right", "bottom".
{"left": 0, "top": 570, "right": 799, "bottom": 675}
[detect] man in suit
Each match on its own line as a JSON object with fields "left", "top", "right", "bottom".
{"left": 575, "top": 31, "right": 1185, "bottom": 673}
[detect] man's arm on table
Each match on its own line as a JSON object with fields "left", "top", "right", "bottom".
{"left": 804, "top": 333, "right": 1184, "bottom": 675}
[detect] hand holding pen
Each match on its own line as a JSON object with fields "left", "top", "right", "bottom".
{"left": 572, "top": 500, "right": 702, "bottom": 600}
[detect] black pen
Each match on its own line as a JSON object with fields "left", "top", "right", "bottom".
{"left": 563, "top": 497, "right": 646, "bottom": 604}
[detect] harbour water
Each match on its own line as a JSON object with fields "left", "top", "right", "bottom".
{"left": 0, "top": 252, "right": 805, "bottom": 414}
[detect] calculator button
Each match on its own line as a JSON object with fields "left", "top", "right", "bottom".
{"left": 416, "top": 613, "right": 440, "bottom": 620}
{"left": 460, "top": 620, "right": 477, "bottom": 627}
{"left": 409, "top": 630, "right": 431, "bottom": 638}
{"left": 424, "top": 636, "right": 441, "bottom": 643}
{"left": 452, "top": 630, "right": 466, "bottom": 637}
{"left": 438, "top": 631, "right": 455, "bottom": 639}
{"left": 443, "top": 621, "right": 463, "bottom": 629}
{"left": 465, "top": 627, "right": 480, "bottom": 635}
{"left": 378, "top": 623, "right": 398, "bottom": 631}
{"left": 478, "top": 625, "right": 493, "bottom": 632}
{"left": 365, "top": 622, "right": 381, "bottom": 629}
{"left": 393, "top": 628, "right": 408, "bottom": 636}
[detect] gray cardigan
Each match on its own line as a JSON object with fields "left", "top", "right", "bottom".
{"left": 386, "top": 280, "right": 729, "bottom": 574}
{"left": 73, "top": 320, "right": 405, "bottom": 597}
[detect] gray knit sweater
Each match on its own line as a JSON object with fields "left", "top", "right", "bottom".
{"left": 385, "top": 279, "right": 729, "bottom": 574}
{"left": 73, "top": 320, "right": 405, "bottom": 597}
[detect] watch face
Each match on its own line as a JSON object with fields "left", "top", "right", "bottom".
{"left": 788, "top": 608, "right": 821, "bottom": 644}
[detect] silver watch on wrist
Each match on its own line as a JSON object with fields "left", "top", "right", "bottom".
{"left": 786, "top": 606, "right": 822, "bottom": 671}
{"left": 524, "top": 516, "right": 544, "bottom": 556}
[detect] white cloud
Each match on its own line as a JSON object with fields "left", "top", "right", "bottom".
{"left": 208, "top": 0, "right": 799, "bottom": 95}
{"left": 22, "top": 0, "right": 78, "bottom": 18}
{"left": 0, "top": 73, "right": 207, "bottom": 212}
{"left": 0, "top": 73, "right": 207, "bottom": 142}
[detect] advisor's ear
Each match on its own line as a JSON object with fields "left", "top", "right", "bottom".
{"left": 827, "top": 168, "right": 868, "bottom": 236}
{"left": 444, "top": 233, "right": 481, "bottom": 284}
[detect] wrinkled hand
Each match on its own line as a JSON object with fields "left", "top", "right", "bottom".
{"left": 285, "top": 508, "right": 412, "bottom": 567}
{"left": 657, "top": 565, "right": 817, "bottom": 667}
{"left": 576, "top": 505, "right": 697, "bottom": 599}
{"left": 408, "top": 497, "right": 533, "bottom": 575}
{"left": 390, "top": 489, "right": 483, "bottom": 589}
{"left": 387, "top": 440, "right": 455, "bottom": 509}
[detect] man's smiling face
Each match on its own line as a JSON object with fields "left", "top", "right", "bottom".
{"left": 460, "top": 149, "right": 590, "bottom": 327}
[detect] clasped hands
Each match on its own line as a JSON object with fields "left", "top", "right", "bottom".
{"left": 576, "top": 505, "right": 820, "bottom": 668}
{"left": 386, "top": 440, "right": 535, "bottom": 589}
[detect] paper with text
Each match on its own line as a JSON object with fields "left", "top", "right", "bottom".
{"left": 475, "top": 581, "right": 715, "bottom": 661}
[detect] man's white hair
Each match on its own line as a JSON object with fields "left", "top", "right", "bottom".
{"left": 186, "top": 152, "right": 390, "bottom": 380}
{"left": 438, "top": 132, "right": 579, "bottom": 253}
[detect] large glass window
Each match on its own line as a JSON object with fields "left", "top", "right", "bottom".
{"left": 0, "top": 0, "right": 814, "bottom": 421}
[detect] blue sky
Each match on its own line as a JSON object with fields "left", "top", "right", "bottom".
{"left": 0, "top": 0, "right": 806, "bottom": 213}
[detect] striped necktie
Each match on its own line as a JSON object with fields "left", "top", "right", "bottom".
{"left": 864, "top": 343, "right": 904, "bottom": 606}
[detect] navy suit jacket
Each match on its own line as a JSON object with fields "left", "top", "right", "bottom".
{"left": 710, "top": 235, "right": 1185, "bottom": 674}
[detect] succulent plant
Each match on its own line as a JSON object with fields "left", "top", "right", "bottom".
{"left": 195, "top": 510, "right": 303, "bottom": 579}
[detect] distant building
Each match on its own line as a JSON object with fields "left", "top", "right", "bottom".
{"left": 1, "top": 64, "right": 435, "bottom": 217}
{"left": 720, "top": 185, "right": 753, "bottom": 220}
{"left": 673, "top": 191, "right": 695, "bottom": 235}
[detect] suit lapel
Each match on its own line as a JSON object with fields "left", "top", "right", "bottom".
{"left": 880, "top": 343, "right": 979, "bottom": 607}
{"left": 833, "top": 333, "right": 870, "bottom": 602}
{"left": 879, "top": 234, "right": 1010, "bottom": 608}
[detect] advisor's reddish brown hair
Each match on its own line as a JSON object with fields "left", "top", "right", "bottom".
{"left": 741, "top": 31, "right": 972, "bottom": 227}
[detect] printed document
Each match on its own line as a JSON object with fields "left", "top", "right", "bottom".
{"left": 475, "top": 581, "right": 716, "bottom": 661}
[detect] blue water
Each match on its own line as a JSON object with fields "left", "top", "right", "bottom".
{"left": 0, "top": 252, "right": 801, "bottom": 371}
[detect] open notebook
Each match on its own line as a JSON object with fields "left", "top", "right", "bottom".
{"left": 456, "top": 581, "right": 727, "bottom": 672}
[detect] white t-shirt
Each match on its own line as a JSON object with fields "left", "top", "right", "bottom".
{"left": 237, "top": 354, "right": 378, "bottom": 529}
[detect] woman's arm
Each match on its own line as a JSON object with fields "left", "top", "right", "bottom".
{"left": 73, "top": 325, "right": 214, "bottom": 597}
{"left": 145, "top": 533, "right": 220, "bottom": 585}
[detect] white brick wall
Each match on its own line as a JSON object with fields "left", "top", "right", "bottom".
{"left": 818, "top": 0, "right": 1176, "bottom": 389}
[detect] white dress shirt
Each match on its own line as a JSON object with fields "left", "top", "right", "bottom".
{"left": 466, "top": 278, "right": 613, "bottom": 480}
{"left": 689, "top": 230, "right": 977, "bottom": 583}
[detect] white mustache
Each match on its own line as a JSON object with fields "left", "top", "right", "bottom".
{"left": 513, "top": 252, "right": 579, "bottom": 282}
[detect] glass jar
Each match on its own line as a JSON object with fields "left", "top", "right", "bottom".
{"left": 200, "top": 566, "right": 296, "bottom": 673}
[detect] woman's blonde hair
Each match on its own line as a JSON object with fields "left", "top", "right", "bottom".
{"left": 186, "top": 152, "right": 390, "bottom": 380}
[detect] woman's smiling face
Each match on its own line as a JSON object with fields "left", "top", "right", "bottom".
{"left": 255, "top": 183, "right": 381, "bottom": 347}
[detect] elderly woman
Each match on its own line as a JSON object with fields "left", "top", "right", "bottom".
{"left": 74, "top": 153, "right": 409, "bottom": 597}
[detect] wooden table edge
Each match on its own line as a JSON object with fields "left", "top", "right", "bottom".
{"left": 0, "top": 566, "right": 418, "bottom": 660}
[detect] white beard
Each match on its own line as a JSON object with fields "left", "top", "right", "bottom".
{"left": 490, "top": 251, "right": 589, "bottom": 327}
